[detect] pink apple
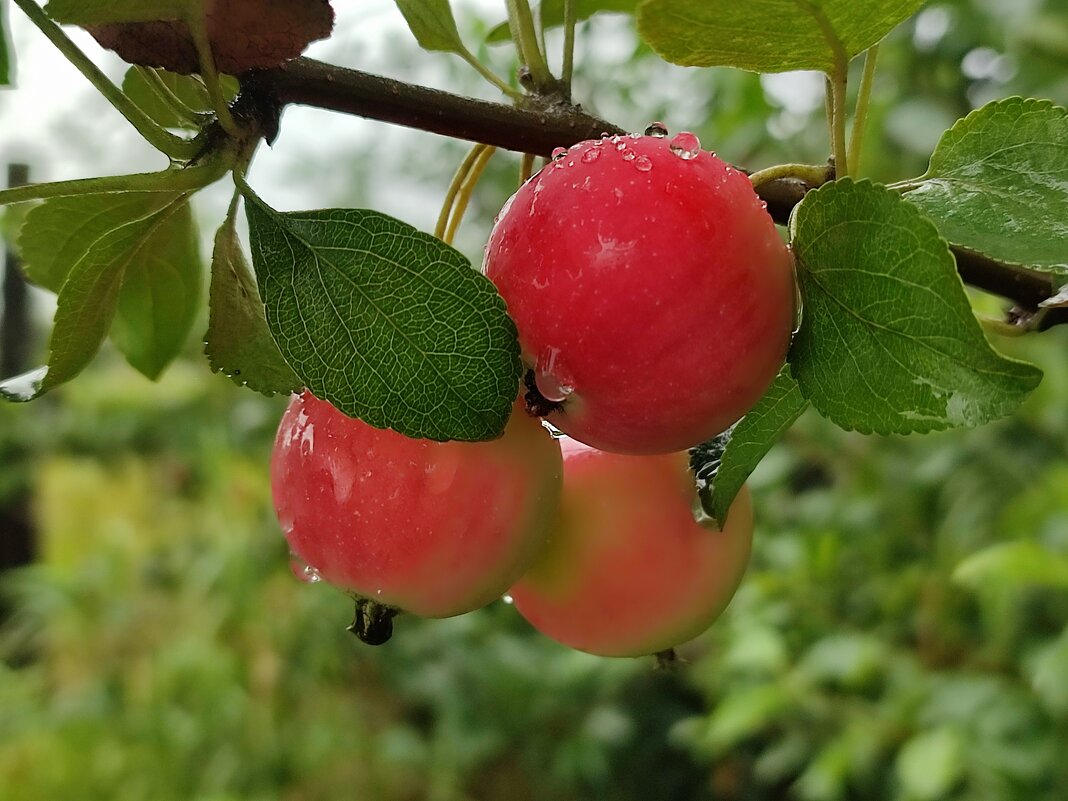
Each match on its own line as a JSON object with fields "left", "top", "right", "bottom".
{"left": 509, "top": 437, "right": 753, "bottom": 657}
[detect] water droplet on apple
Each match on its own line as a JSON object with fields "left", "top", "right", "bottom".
{"left": 644, "top": 121, "right": 669, "bottom": 138}
{"left": 537, "top": 375, "right": 573, "bottom": 403}
{"left": 551, "top": 147, "right": 567, "bottom": 161}
{"left": 581, "top": 147, "right": 601, "bottom": 164}
{"left": 502, "top": 594, "right": 514, "bottom": 605}
{"left": 634, "top": 155, "right": 653, "bottom": 172}
{"left": 615, "top": 141, "right": 628, "bottom": 152}
{"left": 623, "top": 151, "right": 636, "bottom": 162}
{"left": 290, "top": 554, "right": 322, "bottom": 583}
{"left": 299, "top": 423, "right": 315, "bottom": 455}
{"left": 669, "top": 132, "right": 701, "bottom": 160}
{"left": 536, "top": 347, "right": 575, "bottom": 403}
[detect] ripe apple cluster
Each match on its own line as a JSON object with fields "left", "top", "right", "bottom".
{"left": 272, "top": 132, "right": 794, "bottom": 657}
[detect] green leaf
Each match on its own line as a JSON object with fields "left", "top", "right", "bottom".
{"left": 953, "top": 541, "right": 1068, "bottom": 590}
{"left": 122, "top": 66, "right": 236, "bottom": 132}
{"left": 205, "top": 202, "right": 300, "bottom": 396}
{"left": 789, "top": 179, "right": 1041, "bottom": 435}
{"left": 703, "top": 684, "right": 793, "bottom": 753}
{"left": 240, "top": 186, "right": 522, "bottom": 442}
{"left": 44, "top": 0, "right": 189, "bottom": 24}
{"left": 19, "top": 194, "right": 157, "bottom": 293}
{"left": 393, "top": 0, "right": 466, "bottom": 54}
{"left": 902, "top": 98, "right": 1068, "bottom": 276}
{"left": 895, "top": 727, "right": 965, "bottom": 801}
{"left": 1, "top": 191, "right": 193, "bottom": 401}
{"left": 1, "top": 0, "right": 13, "bottom": 86}
{"left": 0, "top": 202, "right": 33, "bottom": 254}
{"left": 636, "top": 0, "right": 926, "bottom": 74}
{"left": 487, "top": 0, "right": 639, "bottom": 44}
{"left": 704, "top": 368, "right": 808, "bottom": 526}
{"left": 18, "top": 191, "right": 202, "bottom": 381}
{"left": 108, "top": 200, "right": 201, "bottom": 380}
{"left": 1030, "top": 628, "right": 1068, "bottom": 715}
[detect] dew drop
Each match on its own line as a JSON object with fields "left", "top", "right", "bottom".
{"left": 622, "top": 151, "right": 636, "bottom": 162}
{"left": 502, "top": 594, "right": 514, "bottom": 605}
{"left": 644, "top": 121, "right": 669, "bottom": 138}
{"left": 669, "top": 132, "right": 702, "bottom": 160}
{"left": 551, "top": 147, "right": 567, "bottom": 161}
{"left": 535, "top": 347, "right": 575, "bottom": 403}
{"left": 628, "top": 132, "right": 642, "bottom": 139}
{"left": 0, "top": 366, "right": 48, "bottom": 402}
{"left": 581, "top": 147, "right": 602, "bottom": 164}
{"left": 634, "top": 155, "right": 653, "bottom": 172}
{"left": 290, "top": 555, "right": 322, "bottom": 584}
{"left": 615, "top": 141, "right": 628, "bottom": 152}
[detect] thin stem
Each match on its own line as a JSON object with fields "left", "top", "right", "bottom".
{"left": 0, "top": 159, "right": 231, "bottom": 206}
{"left": 457, "top": 46, "right": 522, "bottom": 100}
{"left": 435, "top": 144, "right": 489, "bottom": 240}
{"left": 185, "top": 5, "right": 240, "bottom": 137}
{"left": 749, "top": 163, "right": 834, "bottom": 191}
{"left": 519, "top": 152, "right": 536, "bottom": 185}
{"left": 444, "top": 146, "right": 496, "bottom": 245}
{"left": 506, "top": 0, "right": 554, "bottom": 89}
{"left": 140, "top": 67, "right": 205, "bottom": 127}
{"left": 11, "top": 0, "right": 200, "bottom": 160}
{"left": 848, "top": 44, "right": 880, "bottom": 176}
{"left": 562, "top": 0, "right": 577, "bottom": 89}
{"left": 828, "top": 70, "right": 850, "bottom": 178}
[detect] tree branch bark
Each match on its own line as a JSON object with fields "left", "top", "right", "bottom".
{"left": 251, "top": 58, "right": 1065, "bottom": 322}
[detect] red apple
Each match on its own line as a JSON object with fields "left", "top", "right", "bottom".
{"left": 483, "top": 132, "right": 795, "bottom": 455}
{"left": 509, "top": 437, "right": 753, "bottom": 657}
{"left": 271, "top": 391, "right": 562, "bottom": 620}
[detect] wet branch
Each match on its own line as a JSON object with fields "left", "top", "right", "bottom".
{"left": 251, "top": 58, "right": 1066, "bottom": 323}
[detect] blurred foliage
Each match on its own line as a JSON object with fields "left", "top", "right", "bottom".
{"left": 2, "top": 0, "right": 1068, "bottom": 799}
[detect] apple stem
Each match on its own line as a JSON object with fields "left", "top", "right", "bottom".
{"left": 348, "top": 598, "right": 398, "bottom": 646}
{"left": 654, "top": 649, "right": 682, "bottom": 671}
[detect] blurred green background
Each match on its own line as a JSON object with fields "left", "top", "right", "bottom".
{"left": 2, "top": 1, "right": 1067, "bottom": 799}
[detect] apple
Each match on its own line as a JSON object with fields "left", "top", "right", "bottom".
{"left": 87, "top": 0, "right": 335, "bottom": 75}
{"left": 271, "top": 391, "right": 562, "bottom": 623}
{"left": 509, "top": 437, "right": 753, "bottom": 657}
{"left": 483, "top": 131, "right": 795, "bottom": 455}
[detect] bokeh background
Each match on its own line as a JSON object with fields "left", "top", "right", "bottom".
{"left": 1, "top": 1, "right": 1067, "bottom": 799}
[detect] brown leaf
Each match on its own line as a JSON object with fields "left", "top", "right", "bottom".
{"left": 88, "top": 0, "right": 334, "bottom": 74}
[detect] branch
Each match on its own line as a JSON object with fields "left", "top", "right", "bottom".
{"left": 253, "top": 58, "right": 620, "bottom": 156}
{"left": 248, "top": 58, "right": 1066, "bottom": 323}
